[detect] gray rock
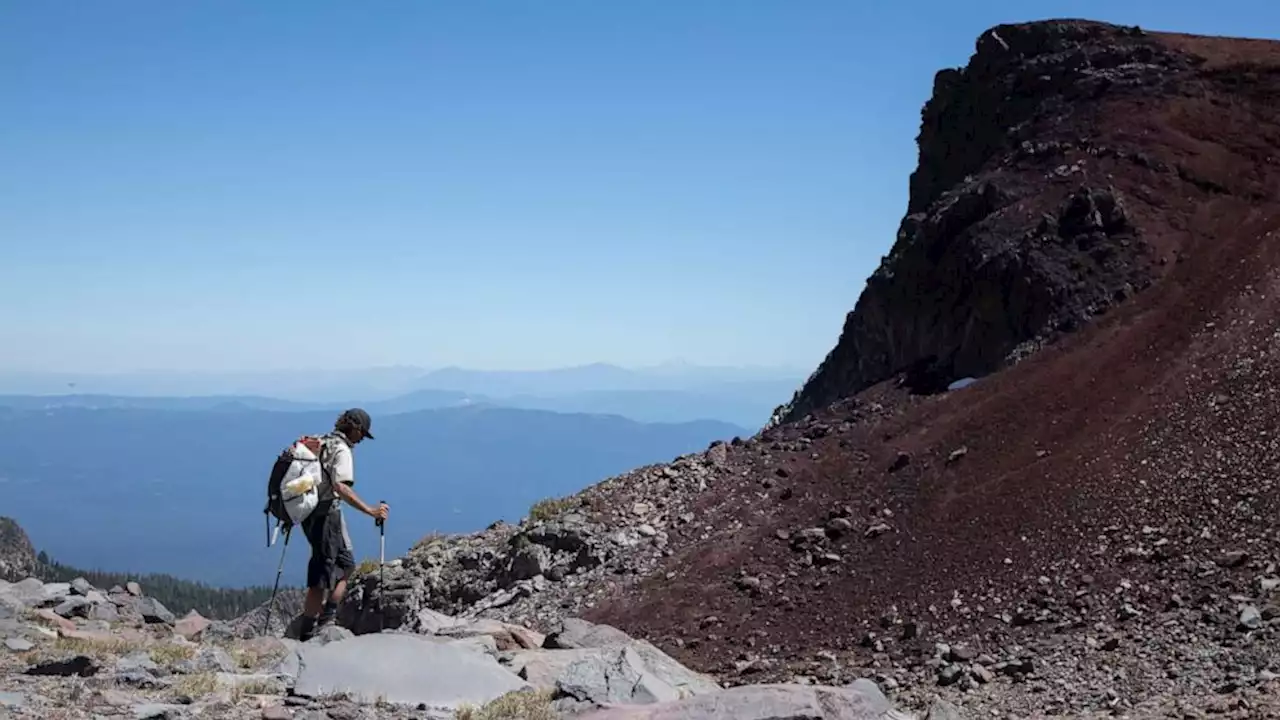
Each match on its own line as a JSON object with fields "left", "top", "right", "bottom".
{"left": 135, "top": 597, "right": 175, "bottom": 624}
{"left": 36, "top": 582, "right": 72, "bottom": 607}
{"left": 100, "top": 689, "right": 135, "bottom": 706}
{"left": 504, "top": 544, "right": 552, "bottom": 585}
{"left": 133, "top": 703, "right": 187, "bottom": 719}
{"left": 174, "top": 646, "right": 235, "bottom": 674}
{"left": 54, "top": 596, "right": 91, "bottom": 618}
{"left": 432, "top": 617, "right": 545, "bottom": 651}
{"left": 271, "top": 641, "right": 302, "bottom": 684}
{"left": 434, "top": 632, "right": 499, "bottom": 658}
{"left": 0, "top": 691, "right": 26, "bottom": 709}
{"left": 71, "top": 577, "right": 93, "bottom": 595}
{"left": 417, "top": 607, "right": 464, "bottom": 634}
{"left": 215, "top": 671, "right": 287, "bottom": 694}
{"left": 542, "top": 617, "right": 633, "bottom": 649}
{"left": 1240, "top": 605, "right": 1263, "bottom": 630}
{"left": 846, "top": 679, "right": 894, "bottom": 715}
{"left": 126, "top": 581, "right": 143, "bottom": 596}
{"left": 5, "top": 637, "right": 34, "bottom": 652}
{"left": 572, "top": 682, "right": 915, "bottom": 719}
{"left": 305, "top": 624, "right": 354, "bottom": 645}
{"left": 925, "top": 697, "right": 967, "bottom": 720}
{"left": 289, "top": 631, "right": 529, "bottom": 709}
{"left": 116, "top": 670, "right": 171, "bottom": 689}
{"left": 199, "top": 620, "right": 237, "bottom": 644}
{"left": 116, "top": 651, "right": 160, "bottom": 675}
{"left": 91, "top": 601, "right": 120, "bottom": 623}
{"left": 554, "top": 642, "right": 721, "bottom": 705}
{"left": 4, "top": 578, "right": 59, "bottom": 608}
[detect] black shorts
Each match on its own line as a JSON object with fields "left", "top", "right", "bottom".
{"left": 301, "top": 501, "right": 355, "bottom": 591}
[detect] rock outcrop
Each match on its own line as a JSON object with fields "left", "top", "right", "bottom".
{"left": 0, "top": 519, "right": 38, "bottom": 584}
{"left": 772, "top": 20, "right": 1190, "bottom": 424}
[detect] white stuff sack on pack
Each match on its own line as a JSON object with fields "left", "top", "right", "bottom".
{"left": 280, "top": 440, "right": 324, "bottom": 524}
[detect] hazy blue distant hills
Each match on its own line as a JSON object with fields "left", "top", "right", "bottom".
{"left": 0, "top": 389, "right": 476, "bottom": 415}
{"left": 0, "top": 362, "right": 805, "bottom": 428}
{"left": 0, "top": 404, "right": 746, "bottom": 588}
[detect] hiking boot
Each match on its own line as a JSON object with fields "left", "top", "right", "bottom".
{"left": 317, "top": 602, "right": 338, "bottom": 627}
{"left": 296, "top": 615, "right": 317, "bottom": 642}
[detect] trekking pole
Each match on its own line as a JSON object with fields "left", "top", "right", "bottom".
{"left": 376, "top": 500, "right": 386, "bottom": 632}
{"left": 263, "top": 525, "right": 291, "bottom": 636}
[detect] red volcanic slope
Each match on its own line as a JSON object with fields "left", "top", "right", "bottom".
{"left": 583, "top": 19, "right": 1280, "bottom": 681}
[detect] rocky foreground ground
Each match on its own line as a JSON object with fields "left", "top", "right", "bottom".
{"left": 1, "top": 574, "right": 949, "bottom": 719}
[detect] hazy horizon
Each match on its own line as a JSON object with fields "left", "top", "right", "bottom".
{"left": 0, "top": 359, "right": 810, "bottom": 378}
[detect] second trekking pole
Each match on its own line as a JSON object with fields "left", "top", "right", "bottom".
{"left": 262, "top": 525, "right": 291, "bottom": 636}
{"left": 376, "top": 499, "right": 386, "bottom": 632}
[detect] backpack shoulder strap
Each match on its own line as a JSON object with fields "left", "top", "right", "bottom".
{"left": 315, "top": 433, "right": 339, "bottom": 484}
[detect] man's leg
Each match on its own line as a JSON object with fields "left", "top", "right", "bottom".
{"left": 298, "top": 510, "right": 334, "bottom": 640}
{"left": 316, "top": 507, "right": 356, "bottom": 628}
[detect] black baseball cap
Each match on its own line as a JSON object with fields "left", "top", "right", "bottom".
{"left": 338, "top": 408, "right": 375, "bottom": 440}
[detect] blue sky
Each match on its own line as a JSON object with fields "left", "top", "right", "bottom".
{"left": 1, "top": 1, "right": 1272, "bottom": 373}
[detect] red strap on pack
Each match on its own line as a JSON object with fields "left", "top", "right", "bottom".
{"left": 299, "top": 435, "right": 324, "bottom": 456}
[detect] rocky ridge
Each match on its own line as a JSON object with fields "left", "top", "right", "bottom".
{"left": 774, "top": 19, "right": 1218, "bottom": 424}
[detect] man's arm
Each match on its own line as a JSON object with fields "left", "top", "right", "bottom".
{"left": 332, "top": 480, "right": 379, "bottom": 518}
{"left": 327, "top": 445, "right": 388, "bottom": 520}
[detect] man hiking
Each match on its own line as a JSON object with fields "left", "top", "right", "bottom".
{"left": 297, "top": 408, "right": 389, "bottom": 641}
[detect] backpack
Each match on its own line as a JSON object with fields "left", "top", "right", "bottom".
{"left": 263, "top": 434, "right": 334, "bottom": 546}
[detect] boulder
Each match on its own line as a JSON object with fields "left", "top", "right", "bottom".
{"left": 434, "top": 617, "right": 546, "bottom": 651}
{"left": 417, "top": 607, "right": 463, "bottom": 634}
{"left": 305, "top": 625, "right": 354, "bottom": 645}
{"left": 134, "top": 597, "right": 175, "bottom": 625}
{"left": 542, "top": 617, "right": 633, "bottom": 649}
{"left": 925, "top": 697, "right": 967, "bottom": 720}
{"left": 287, "top": 630, "right": 530, "bottom": 709}
{"left": 52, "top": 596, "right": 91, "bottom": 619}
{"left": 551, "top": 642, "right": 721, "bottom": 705}
{"left": 173, "top": 610, "right": 210, "bottom": 640}
{"left": 573, "top": 682, "right": 915, "bottom": 720}
{"left": 433, "top": 632, "right": 499, "bottom": 658}
{"left": 89, "top": 601, "right": 120, "bottom": 623}
{"left": 4, "top": 637, "right": 33, "bottom": 652}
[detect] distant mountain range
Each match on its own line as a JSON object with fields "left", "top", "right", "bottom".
{"left": 0, "top": 362, "right": 806, "bottom": 428}
{"left": 0, "top": 403, "right": 747, "bottom": 588}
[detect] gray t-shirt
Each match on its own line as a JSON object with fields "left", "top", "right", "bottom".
{"left": 316, "top": 432, "right": 356, "bottom": 505}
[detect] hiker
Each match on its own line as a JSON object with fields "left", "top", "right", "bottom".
{"left": 297, "top": 408, "right": 389, "bottom": 641}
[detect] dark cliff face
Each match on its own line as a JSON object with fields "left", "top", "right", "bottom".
{"left": 773, "top": 20, "right": 1193, "bottom": 425}
{"left": 0, "top": 516, "right": 38, "bottom": 582}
